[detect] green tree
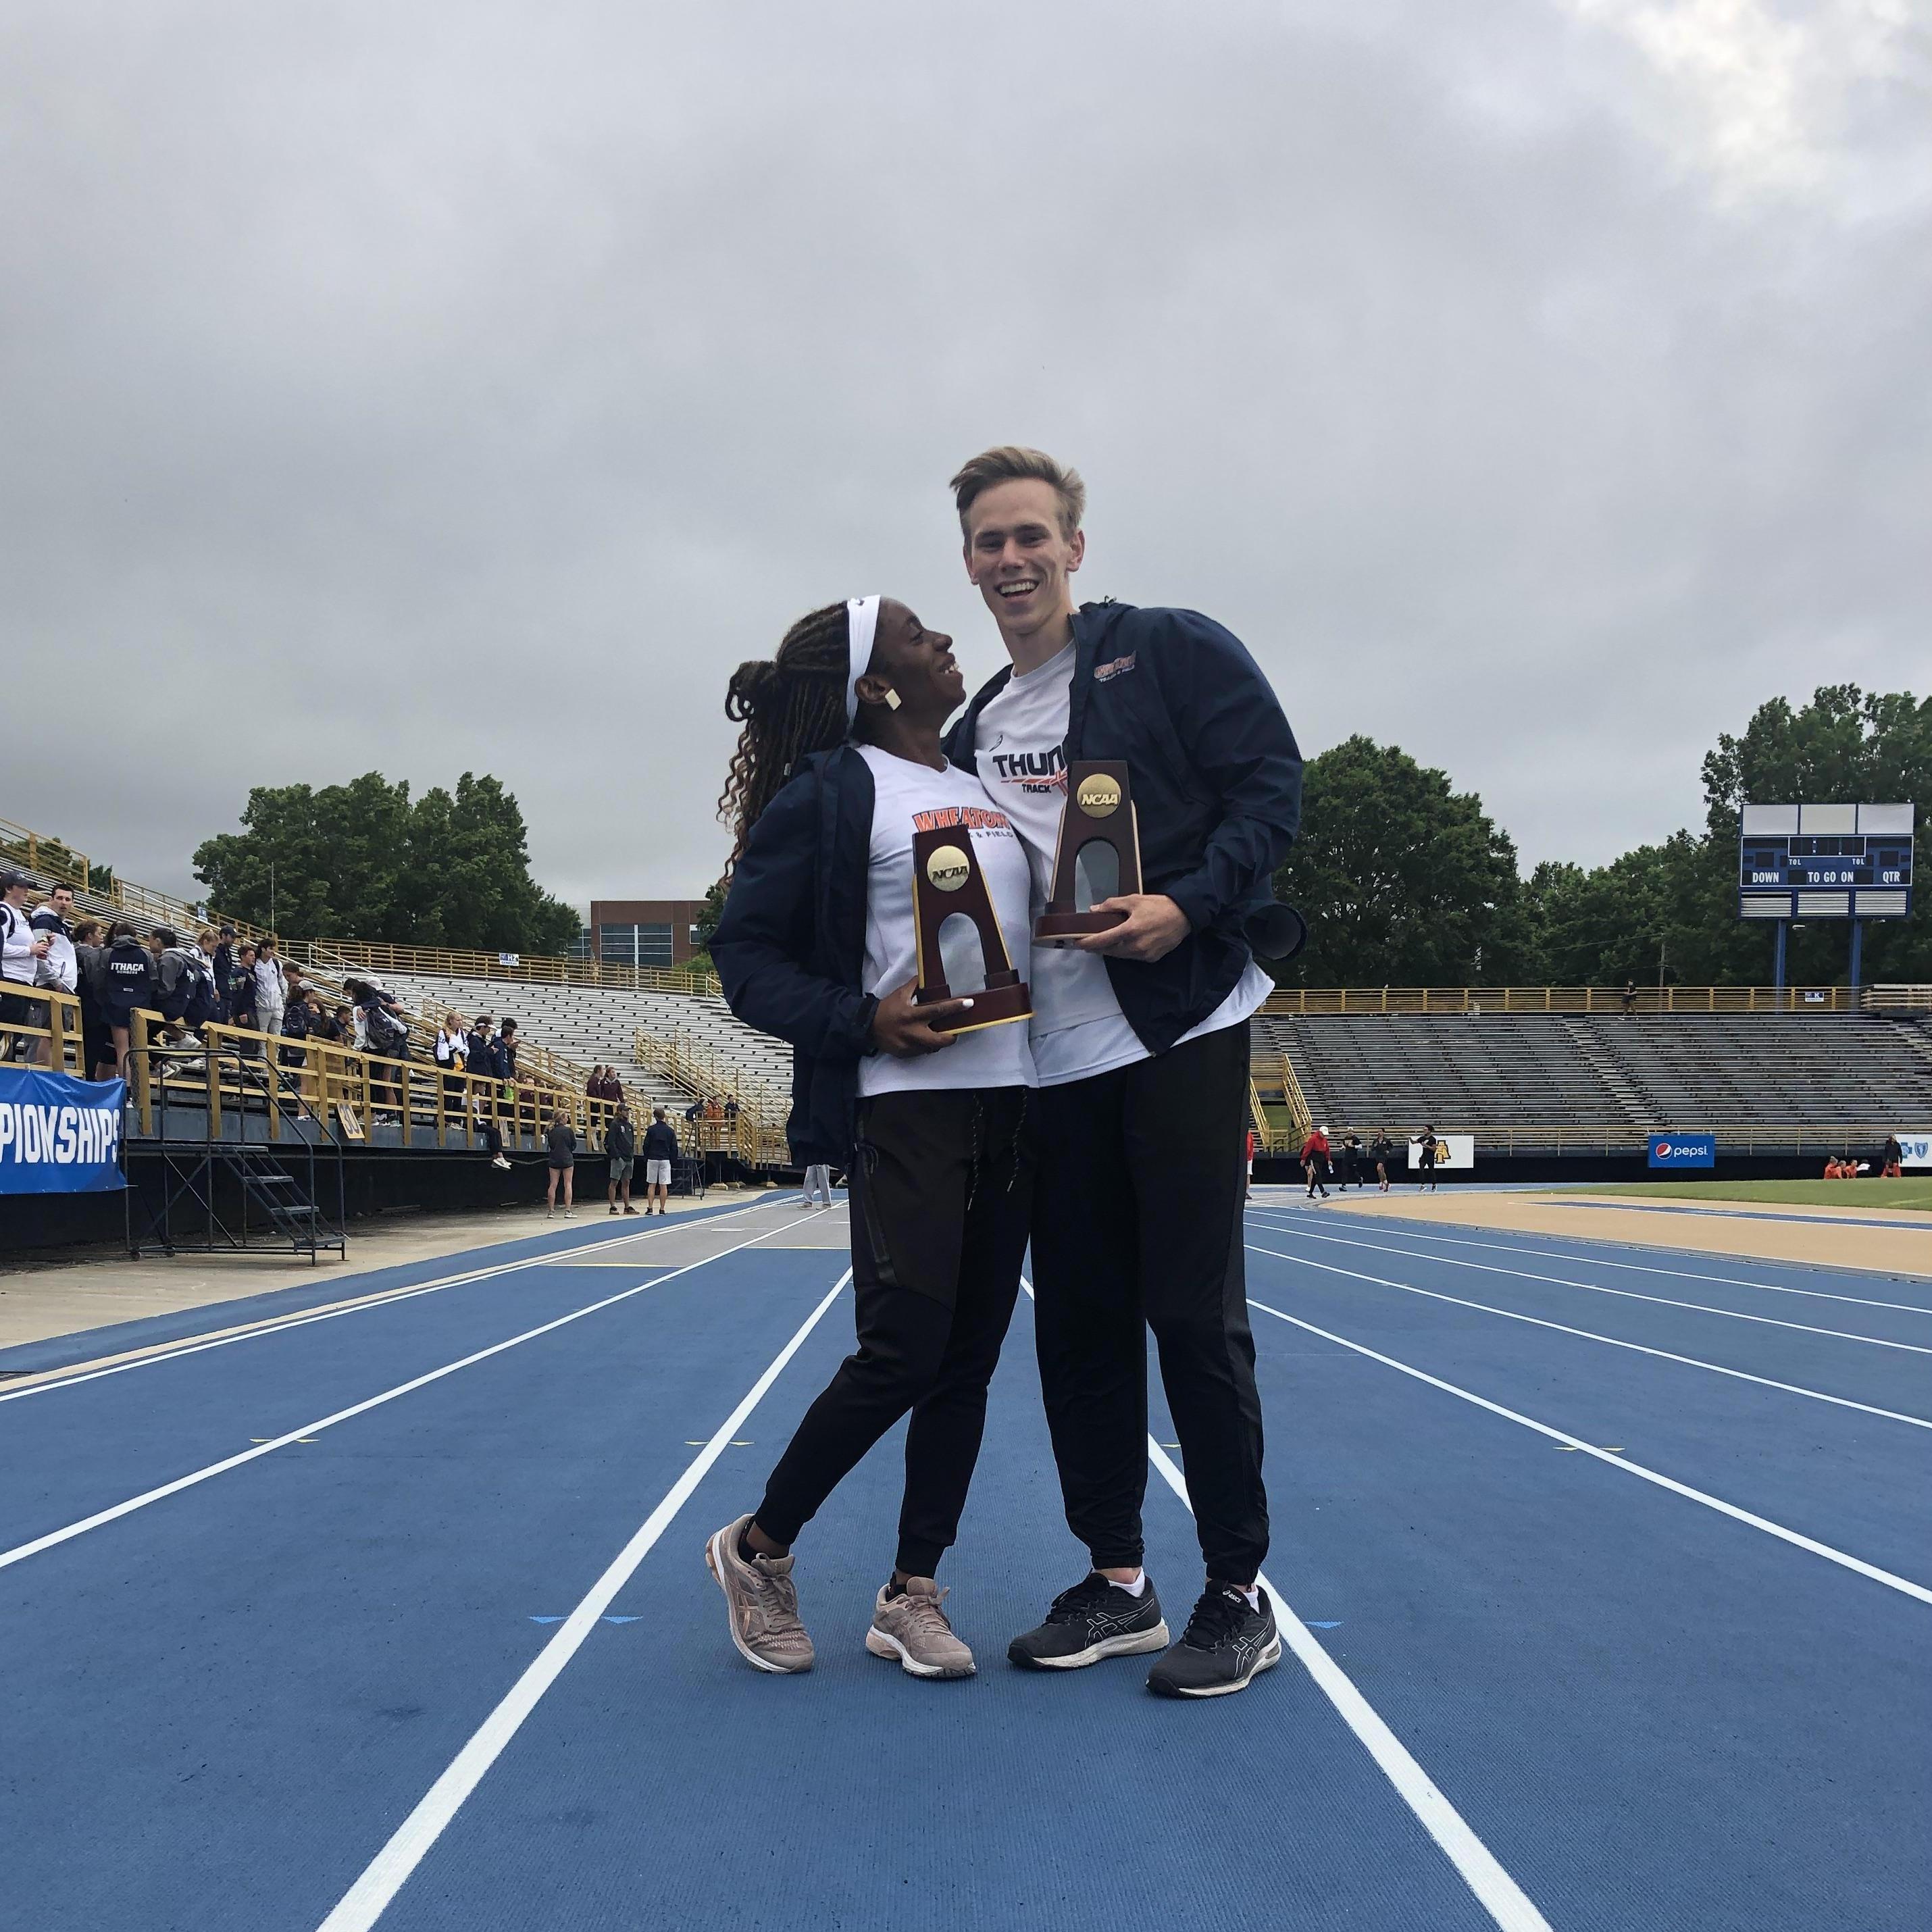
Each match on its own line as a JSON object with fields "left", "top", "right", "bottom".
{"left": 1270, "top": 736, "right": 1531, "bottom": 986}
{"left": 192, "top": 770, "right": 580, "bottom": 952}
{"left": 1525, "top": 686, "right": 1930, "bottom": 987}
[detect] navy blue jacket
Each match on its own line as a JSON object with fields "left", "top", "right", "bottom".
{"left": 711, "top": 744, "right": 878, "bottom": 1166}
{"left": 943, "top": 600, "right": 1302, "bottom": 1054}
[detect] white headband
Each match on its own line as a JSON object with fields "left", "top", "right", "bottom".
{"left": 844, "top": 596, "right": 881, "bottom": 727}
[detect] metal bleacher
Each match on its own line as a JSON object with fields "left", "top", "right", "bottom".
{"left": 363, "top": 970, "right": 790, "bottom": 1114}
{"left": 1260, "top": 1007, "right": 1932, "bottom": 1156}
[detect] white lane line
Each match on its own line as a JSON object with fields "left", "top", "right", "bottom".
{"left": 1246, "top": 1297, "right": 1932, "bottom": 1608}
{"left": 313, "top": 1268, "right": 851, "bottom": 1932}
{"left": 1244, "top": 1219, "right": 1932, "bottom": 1354}
{"left": 1245, "top": 1210, "right": 1932, "bottom": 1317}
{"left": 1017, "top": 1280, "right": 1552, "bottom": 1932}
{"left": 0, "top": 1196, "right": 784, "bottom": 1405}
{"left": 1245, "top": 1243, "right": 1932, "bottom": 1431}
{"left": 0, "top": 1213, "right": 808, "bottom": 1575}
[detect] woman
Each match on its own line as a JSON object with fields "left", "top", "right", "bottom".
{"left": 434, "top": 1013, "right": 469, "bottom": 1122}
{"left": 101, "top": 920, "right": 154, "bottom": 1077}
{"left": 703, "top": 596, "right": 1036, "bottom": 1683}
{"left": 544, "top": 1107, "right": 577, "bottom": 1217}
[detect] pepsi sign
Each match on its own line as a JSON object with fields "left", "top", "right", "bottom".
{"left": 1648, "top": 1134, "right": 1714, "bottom": 1169}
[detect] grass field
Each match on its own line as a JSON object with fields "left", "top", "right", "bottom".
{"left": 1573, "top": 1178, "right": 1932, "bottom": 1212}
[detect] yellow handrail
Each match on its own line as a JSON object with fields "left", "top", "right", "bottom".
{"left": 0, "top": 983, "right": 86, "bottom": 1075}
{"left": 312, "top": 938, "right": 721, "bottom": 999}
{"left": 1260, "top": 985, "right": 1867, "bottom": 1015}
{"left": 632, "top": 1025, "right": 789, "bottom": 1166}
{"left": 1277, "top": 1051, "right": 1314, "bottom": 1142}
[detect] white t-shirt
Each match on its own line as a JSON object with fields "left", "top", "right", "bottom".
{"left": 972, "top": 641, "right": 1271, "bottom": 1088}
{"left": 855, "top": 744, "right": 1037, "bottom": 1098}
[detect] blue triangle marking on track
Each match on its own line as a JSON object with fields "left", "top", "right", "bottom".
{"left": 603, "top": 1615, "right": 642, "bottom": 1624}
{"left": 1306, "top": 1621, "right": 1343, "bottom": 1629}
{"left": 528, "top": 1615, "right": 565, "bottom": 1624}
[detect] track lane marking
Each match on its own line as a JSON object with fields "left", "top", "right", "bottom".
{"left": 1018, "top": 1280, "right": 1554, "bottom": 1932}
{"left": 1244, "top": 1210, "right": 1932, "bottom": 1316}
{"left": 0, "top": 1213, "right": 809, "bottom": 1575}
{"left": 1245, "top": 1242, "right": 1932, "bottom": 1430}
{"left": 1244, "top": 1217, "right": 1932, "bottom": 1353}
{"left": 1245, "top": 1297, "right": 1932, "bottom": 1607}
{"left": 0, "top": 1196, "right": 785, "bottom": 1404}
{"left": 311, "top": 1268, "right": 852, "bottom": 1932}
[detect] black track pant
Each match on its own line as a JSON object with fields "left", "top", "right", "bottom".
{"left": 1031, "top": 1024, "right": 1267, "bottom": 1585}
{"left": 755, "top": 1086, "right": 1032, "bottom": 1577}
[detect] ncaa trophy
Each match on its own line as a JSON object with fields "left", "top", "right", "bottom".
{"left": 1036, "top": 761, "right": 1143, "bottom": 946}
{"left": 911, "top": 825, "right": 1033, "bottom": 1034}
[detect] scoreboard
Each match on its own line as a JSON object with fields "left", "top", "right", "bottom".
{"left": 1737, "top": 803, "right": 1914, "bottom": 921}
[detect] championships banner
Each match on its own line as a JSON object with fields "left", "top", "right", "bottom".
{"left": 0, "top": 1068, "right": 127, "bottom": 1194}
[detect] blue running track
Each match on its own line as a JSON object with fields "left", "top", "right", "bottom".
{"left": 3, "top": 1190, "right": 1924, "bottom": 1930}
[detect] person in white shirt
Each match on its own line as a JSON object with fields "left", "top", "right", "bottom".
{"left": 0, "top": 870, "right": 55, "bottom": 1063}
{"left": 944, "top": 447, "right": 1303, "bottom": 1700}
{"left": 253, "top": 936, "right": 288, "bottom": 1037}
{"left": 704, "top": 594, "right": 1037, "bottom": 1683}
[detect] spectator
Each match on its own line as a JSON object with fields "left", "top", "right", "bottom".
{"left": 349, "top": 980, "right": 409, "bottom": 1119}
{"left": 1620, "top": 979, "right": 1637, "bottom": 1019}
{"left": 1881, "top": 1133, "right": 1904, "bottom": 1179}
{"left": 278, "top": 975, "right": 312, "bottom": 1067}
{"left": 0, "top": 869, "right": 53, "bottom": 1061}
{"left": 1369, "top": 1129, "right": 1397, "bottom": 1193}
{"left": 434, "top": 1013, "right": 468, "bottom": 1119}
{"left": 684, "top": 1098, "right": 703, "bottom": 1124}
{"left": 606, "top": 1102, "right": 638, "bottom": 1215}
{"left": 72, "top": 919, "right": 114, "bottom": 1079}
{"left": 641, "top": 1105, "right": 678, "bottom": 1215}
{"left": 798, "top": 1159, "right": 833, "bottom": 1211}
{"left": 151, "top": 926, "right": 218, "bottom": 1044}
{"left": 228, "top": 943, "right": 260, "bottom": 1040}
{"left": 544, "top": 1107, "right": 578, "bottom": 1217}
{"left": 255, "top": 937, "right": 288, "bottom": 1037}
{"left": 467, "top": 1014, "right": 499, "bottom": 1080}
{"left": 211, "top": 925, "right": 237, "bottom": 1021}
{"left": 1244, "top": 1126, "right": 1255, "bottom": 1201}
{"left": 102, "top": 919, "right": 155, "bottom": 1075}
{"left": 29, "top": 883, "right": 80, "bottom": 1065}
{"left": 1299, "top": 1122, "right": 1331, "bottom": 1200}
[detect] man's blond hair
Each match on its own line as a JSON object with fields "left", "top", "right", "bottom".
{"left": 949, "top": 445, "right": 1086, "bottom": 538}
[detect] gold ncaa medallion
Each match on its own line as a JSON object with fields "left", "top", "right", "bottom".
{"left": 1076, "top": 772, "right": 1122, "bottom": 817}
{"left": 924, "top": 844, "right": 971, "bottom": 892}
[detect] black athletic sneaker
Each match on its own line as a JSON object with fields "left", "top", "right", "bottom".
{"left": 1146, "top": 1583, "right": 1283, "bottom": 1698}
{"left": 1007, "top": 1572, "right": 1171, "bottom": 1671}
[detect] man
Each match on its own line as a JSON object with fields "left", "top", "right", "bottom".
{"left": 1, "top": 871, "right": 55, "bottom": 1063}
{"left": 1414, "top": 1123, "right": 1439, "bottom": 1192}
{"left": 944, "top": 446, "right": 1301, "bottom": 1698}
{"left": 211, "top": 925, "right": 236, "bottom": 1021}
{"left": 1299, "top": 1123, "right": 1331, "bottom": 1200}
{"left": 254, "top": 938, "right": 288, "bottom": 1038}
{"left": 606, "top": 1102, "right": 639, "bottom": 1215}
{"left": 641, "top": 1104, "right": 679, "bottom": 1215}
{"left": 30, "top": 884, "right": 79, "bottom": 1065}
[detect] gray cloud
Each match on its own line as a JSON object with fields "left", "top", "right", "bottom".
{"left": 4, "top": 0, "right": 1926, "bottom": 913}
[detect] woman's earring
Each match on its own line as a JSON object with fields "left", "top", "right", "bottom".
{"left": 883, "top": 688, "right": 902, "bottom": 711}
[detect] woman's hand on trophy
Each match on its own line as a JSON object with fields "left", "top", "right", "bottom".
{"left": 871, "top": 977, "right": 969, "bottom": 1055}
{"left": 1072, "top": 894, "right": 1190, "bottom": 962}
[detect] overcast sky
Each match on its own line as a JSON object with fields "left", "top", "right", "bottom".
{"left": 4, "top": 1, "right": 1927, "bottom": 915}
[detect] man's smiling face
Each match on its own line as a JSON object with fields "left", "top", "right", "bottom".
{"left": 962, "top": 477, "right": 1084, "bottom": 641}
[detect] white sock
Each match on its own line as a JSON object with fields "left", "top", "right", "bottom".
{"left": 1107, "top": 1571, "right": 1147, "bottom": 1598}
{"left": 1238, "top": 1584, "right": 1260, "bottom": 1610}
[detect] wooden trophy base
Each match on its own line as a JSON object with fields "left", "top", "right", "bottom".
{"left": 1034, "top": 907, "right": 1129, "bottom": 949}
{"left": 915, "top": 973, "right": 1034, "bottom": 1036}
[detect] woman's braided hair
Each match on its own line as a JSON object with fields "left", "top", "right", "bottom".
{"left": 717, "top": 601, "right": 859, "bottom": 873}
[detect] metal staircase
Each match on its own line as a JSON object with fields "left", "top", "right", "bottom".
{"left": 126, "top": 1042, "right": 347, "bottom": 1263}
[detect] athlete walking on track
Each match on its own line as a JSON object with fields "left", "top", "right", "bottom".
{"left": 945, "top": 447, "right": 1303, "bottom": 1698}
{"left": 705, "top": 595, "right": 1038, "bottom": 1682}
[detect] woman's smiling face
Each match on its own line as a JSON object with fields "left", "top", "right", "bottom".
{"left": 865, "top": 599, "right": 963, "bottom": 721}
